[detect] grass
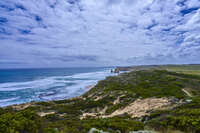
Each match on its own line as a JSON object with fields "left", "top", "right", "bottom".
{"left": 160, "top": 65, "right": 200, "bottom": 75}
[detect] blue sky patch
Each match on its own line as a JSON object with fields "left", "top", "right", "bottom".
{"left": 180, "top": 7, "right": 199, "bottom": 15}
{"left": 15, "top": 4, "right": 27, "bottom": 11}
{"left": 18, "top": 29, "right": 31, "bottom": 35}
{"left": 176, "top": 0, "right": 187, "bottom": 7}
{"left": 0, "top": 17, "right": 8, "bottom": 24}
{"left": 35, "top": 15, "right": 42, "bottom": 22}
{"left": 0, "top": 4, "right": 15, "bottom": 11}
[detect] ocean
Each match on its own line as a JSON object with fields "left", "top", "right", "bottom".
{"left": 0, "top": 67, "right": 114, "bottom": 107}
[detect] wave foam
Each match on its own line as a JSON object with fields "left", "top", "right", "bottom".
{"left": 0, "top": 69, "right": 115, "bottom": 107}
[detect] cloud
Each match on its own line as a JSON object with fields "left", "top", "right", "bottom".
{"left": 0, "top": 0, "right": 200, "bottom": 68}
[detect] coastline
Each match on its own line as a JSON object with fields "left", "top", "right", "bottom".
{"left": 8, "top": 84, "right": 96, "bottom": 110}
{"left": 1, "top": 65, "right": 200, "bottom": 133}
{"left": 0, "top": 67, "right": 114, "bottom": 107}
{"left": 0, "top": 66, "right": 174, "bottom": 108}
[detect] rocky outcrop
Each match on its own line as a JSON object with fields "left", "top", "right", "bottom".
{"left": 113, "top": 67, "right": 133, "bottom": 73}
{"left": 112, "top": 65, "right": 162, "bottom": 73}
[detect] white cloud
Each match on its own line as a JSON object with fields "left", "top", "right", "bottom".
{"left": 0, "top": 0, "right": 200, "bottom": 68}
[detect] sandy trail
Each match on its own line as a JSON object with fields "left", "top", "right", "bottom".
{"left": 182, "top": 88, "right": 192, "bottom": 97}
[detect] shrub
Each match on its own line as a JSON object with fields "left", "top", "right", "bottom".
{"left": 0, "top": 109, "right": 41, "bottom": 133}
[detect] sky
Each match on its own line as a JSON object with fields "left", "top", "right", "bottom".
{"left": 0, "top": 0, "right": 200, "bottom": 68}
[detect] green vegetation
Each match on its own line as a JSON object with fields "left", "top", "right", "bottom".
{"left": 86, "top": 69, "right": 200, "bottom": 102}
{"left": 0, "top": 109, "right": 41, "bottom": 133}
{"left": 147, "top": 97, "right": 200, "bottom": 133}
{"left": 0, "top": 110, "right": 144, "bottom": 133}
{"left": 160, "top": 64, "right": 200, "bottom": 75}
{"left": 1, "top": 65, "right": 200, "bottom": 133}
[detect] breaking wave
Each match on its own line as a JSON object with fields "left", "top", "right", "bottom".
{"left": 0, "top": 68, "right": 115, "bottom": 107}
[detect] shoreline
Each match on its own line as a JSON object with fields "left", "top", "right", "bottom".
{"left": 1, "top": 67, "right": 147, "bottom": 108}
{"left": 0, "top": 65, "right": 178, "bottom": 108}
{"left": 0, "top": 67, "right": 115, "bottom": 107}
{"left": 4, "top": 84, "right": 97, "bottom": 109}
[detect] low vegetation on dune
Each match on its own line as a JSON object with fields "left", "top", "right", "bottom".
{"left": 1, "top": 65, "right": 200, "bottom": 133}
{"left": 147, "top": 97, "right": 200, "bottom": 133}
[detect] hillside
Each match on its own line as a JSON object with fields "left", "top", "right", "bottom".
{"left": 1, "top": 65, "right": 200, "bottom": 133}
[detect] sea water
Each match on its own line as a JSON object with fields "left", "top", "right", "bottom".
{"left": 0, "top": 67, "right": 114, "bottom": 107}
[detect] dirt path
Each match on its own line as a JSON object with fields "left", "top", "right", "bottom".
{"left": 37, "top": 111, "right": 55, "bottom": 117}
{"left": 182, "top": 88, "right": 192, "bottom": 97}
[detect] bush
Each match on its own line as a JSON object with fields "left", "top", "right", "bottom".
{"left": 0, "top": 109, "right": 41, "bottom": 133}
{"left": 148, "top": 97, "right": 200, "bottom": 133}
